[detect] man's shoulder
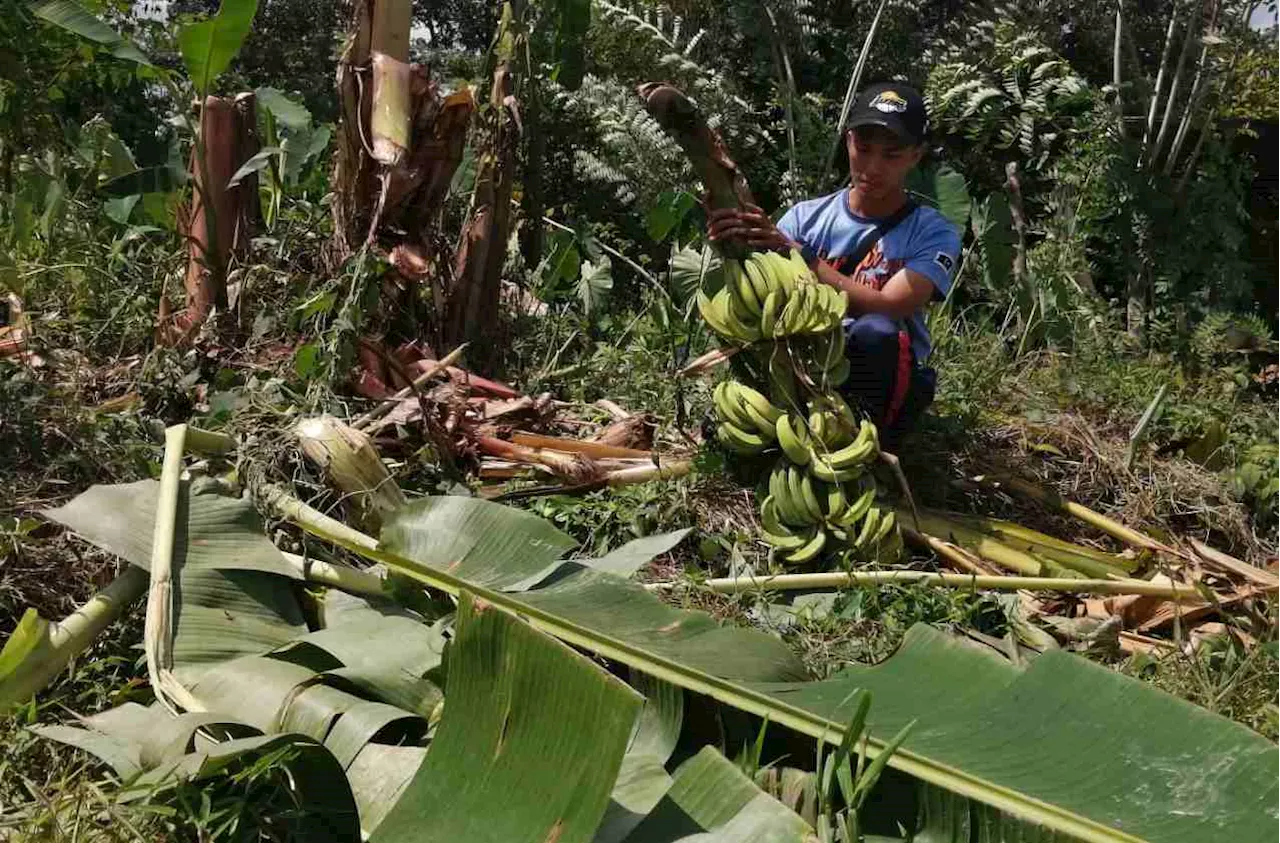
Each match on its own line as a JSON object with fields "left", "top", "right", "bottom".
{"left": 784, "top": 189, "right": 847, "bottom": 223}
{"left": 907, "top": 204, "right": 962, "bottom": 246}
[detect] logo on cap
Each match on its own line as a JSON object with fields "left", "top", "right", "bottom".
{"left": 870, "top": 91, "right": 908, "bottom": 114}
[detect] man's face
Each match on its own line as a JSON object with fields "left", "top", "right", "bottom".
{"left": 846, "top": 126, "right": 923, "bottom": 201}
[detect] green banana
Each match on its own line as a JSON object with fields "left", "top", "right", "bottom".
{"left": 809, "top": 454, "right": 866, "bottom": 483}
{"left": 826, "top": 420, "right": 879, "bottom": 469}
{"left": 775, "top": 414, "right": 812, "bottom": 465}
{"left": 796, "top": 470, "right": 824, "bottom": 522}
{"left": 769, "top": 463, "right": 808, "bottom": 526}
{"left": 717, "top": 421, "right": 768, "bottom": 454}
{"left": 770, "top": 251, "right": 803, "bottom": 297}
{"left": 712, "top": 382, "right": 755, "bottom": 430}
{"left": 785, "top": 466, "right": 822, "bottom": 525}
{"left": 759, "top": 496, "right": 811, "bottom": 550}
{"left": 730, "top": 387, "right": 780, "bottom": 439}
{"left": 696, "top": 290, "right": 731, "bottom": 337}
{"left": 831, "top": 483, "right": 876, "bottom": 528}
{"left": 716, "top": 287, "right": 762, "bottom": 343}
{"left": 760, "top": 290, "right": 782, "bottom": 339}
{"left": 735, "top": 381, "right": 784, "bottom": 425}
{"left": 872, "top": 509, "right": 897, "bottom": 545}
{"left": 728, "top": 259, "right": 762, "bottom": 316}
{"left": 784, "top": 527, "right": 828, "bottom": 564}
{"left": 744, "top": 254, "right": 775, "bottom": 304}
{"left": 854, "top": 505, "right": 883, "bottom": 550}
{"left": 823, "top": 481, "right": 848, "bottom": 519}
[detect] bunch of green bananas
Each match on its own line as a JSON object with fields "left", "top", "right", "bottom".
{"left": 710, "top": 379, "right": 901, "bottom": 565}
{"left": 697, "top": 250, "right": 847, "bottom": 343}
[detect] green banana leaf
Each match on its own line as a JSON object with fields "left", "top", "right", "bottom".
{"left": 31, "top": 0, "right": 153, "bottom": 66}
{"left": 301, "top": 494, "right": 1279, "bottom": 843}
{"left": 379, "top": 498, "right": 806, "bottom": 682}
{"left": 35, "top": 480, "right": 1280, "bottom": 843}
{"left": 177, "top": 0, "right": 260, "bottom": 95}
{"left": 37, "top": 712, "right": 361, "bottom": 841}
{"left": 625, "top": 745, "right": 812, "bottom": 842}
{"left": 596, "top": 673, "right": 686, "bottom": 843}
{"left": 369, "top": 592, "right": 643, "bottom": 843}
{"left": 45, "top": 480, "right": 306, "bottom": 683}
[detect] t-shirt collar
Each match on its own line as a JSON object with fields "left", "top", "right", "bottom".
{"left": 843, "top": 188, "right": 912, "bottom": 225}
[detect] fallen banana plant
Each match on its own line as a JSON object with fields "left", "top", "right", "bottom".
{"left": 5, "top": 428, "right": 1277, "bottom": 842}
{"left": 901, "top": 507, "right": 1138, "bottom": 579}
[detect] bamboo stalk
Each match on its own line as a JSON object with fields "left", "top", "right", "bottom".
{"left": 351, "top": 343, "right": 467, "bottom": 430}
{"left": 644, "top": 571, "right": 1199, "bottom": 599}
{"left": 0, "top": 566, "right": 150, "bottom": 709}
{"left": 1163, "top": 0, "right": 1219, "bottom": 175}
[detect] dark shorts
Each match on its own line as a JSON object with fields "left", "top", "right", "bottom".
{"left": 839, "top": 313, "right": 936, "bottom": 452}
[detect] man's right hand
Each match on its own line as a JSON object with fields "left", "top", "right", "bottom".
{"left": 707, "top": 205, "right": 795, "bottom": 252}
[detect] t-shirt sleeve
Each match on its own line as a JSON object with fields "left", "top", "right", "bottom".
{"left": 904, "top": 214, "right": 962, "bottom": 300}
{"left": 776, "top": 204, "right": 803, "bottom": 243}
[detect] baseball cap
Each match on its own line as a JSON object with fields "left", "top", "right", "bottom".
{"left": 846, "top": 82, "right": 928, "bottom": 146}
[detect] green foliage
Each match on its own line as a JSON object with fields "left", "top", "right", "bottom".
{"left": 926, "top": 23, "right": 1093, "bottom": 190}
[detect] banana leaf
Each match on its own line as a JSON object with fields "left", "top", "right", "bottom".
{"left": 625, "top": 745, "right": 812, "bottom": 842}
{"left": 369, "top": 592, "right": 643, "bottom": 843}
{"left": 290, "top": 493, "right": 1279, "bottom": 843}
{"left": 45, "top": 480, "right": 306, "bottom": 683}
{"left": 37, "top": 711, "right": 361, "bottom": 841}
{"left": 39, "top": 480, "right": 1280, "bottom": 842}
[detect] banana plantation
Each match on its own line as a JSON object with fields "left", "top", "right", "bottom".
{"left": 0, "top": 0, "right": 1277, "bottom": 841}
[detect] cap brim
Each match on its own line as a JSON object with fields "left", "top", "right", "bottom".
{"left": 847, "top": 115, "right": 918, "bottom": 144}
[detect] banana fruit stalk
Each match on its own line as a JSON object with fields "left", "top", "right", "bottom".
{"left": 697, "top": 250, "right": 846, "bottom": 345}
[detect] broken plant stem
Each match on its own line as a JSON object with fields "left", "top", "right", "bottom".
{"left": 0, "top": 565, "right": 150, "bottom": 709}
{"left": 279, "top": 552, "right": 386, "bottom": 599}
{"left": 145, "top": 425, "right": 204, "bottom": 715}
{"left": 646, "top": 570, "right": 1199, "bottom": 599}
{"left": 259, "top": 484, "right": 379, "bottom": 553}
{"left": 351, "top": 343, "right": 467, "bottom": 430}
{"left": 878, "top": 451, "right": 919, "bottom": 532}
{"left": 901, "top": 526, "right": 994, "bottom": 575}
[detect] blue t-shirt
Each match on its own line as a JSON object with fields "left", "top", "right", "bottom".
{"left": 778, "top": 190, "right": 962, "bottom": 361}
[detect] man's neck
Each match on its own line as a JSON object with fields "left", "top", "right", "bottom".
{"left": 847, "top": 186, "right": 909, "bottom": 219}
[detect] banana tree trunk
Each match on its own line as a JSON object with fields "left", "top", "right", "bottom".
{"left": 332, "top": 0, "right": 477, "bottom": 348}
{"left": 446, "top": 1, "right": 524, "bottom": 351}
{"left": 165, "top": 93, "right": 260, "bottom": 344}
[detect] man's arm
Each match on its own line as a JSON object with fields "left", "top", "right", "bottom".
{"left": 810, "top": 262, "right": 935, "bottom": 320}
{"left": 707, "top": 204, "right": 945, "bottom": 320}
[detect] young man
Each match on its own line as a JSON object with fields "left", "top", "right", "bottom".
{"left": 709, "top": 83, "right": 961, "bottom": 450}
